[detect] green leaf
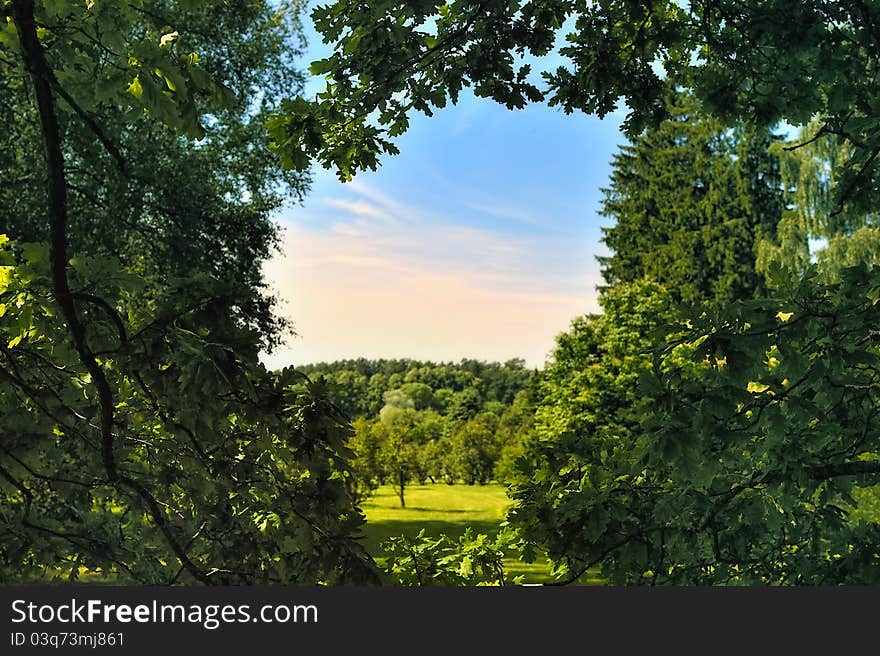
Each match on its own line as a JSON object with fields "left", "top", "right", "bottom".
{"left": 127, "top": 75, "right": 143, "bottom": 99}
{"left": 308, "top": 58, "right": 335, "bottom": 76}
{"left": 0, "top": 266, "right": 12, "bottom": 294}
{"left": 159, "top": 31, "right": 179, "bottom": 48}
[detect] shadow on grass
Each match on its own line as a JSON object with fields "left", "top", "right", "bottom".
{"left": 360, "top": 485, "right": 605, "bottom": 585}
{"left": 361, "top": 518, "right": 500, "bottom": 553}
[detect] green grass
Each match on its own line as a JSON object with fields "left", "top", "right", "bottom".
{"left": 360, "top": 483, "right": 604, "bottom": 585}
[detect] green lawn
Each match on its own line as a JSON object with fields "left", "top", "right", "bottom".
{"left": 360, "top": 483, "right": 603, "bottom": 585}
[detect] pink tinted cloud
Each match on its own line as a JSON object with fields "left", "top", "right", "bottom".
{"left": 261, "top": 184, "right": 601, "bottom": 368}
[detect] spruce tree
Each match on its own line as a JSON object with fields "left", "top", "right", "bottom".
{"left": 599, "top": 92, "right": 785, "bottom": 306}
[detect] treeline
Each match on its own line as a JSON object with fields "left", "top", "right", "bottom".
{"left": 299, "top": 358, "right": 534, "bottom": 419}
{"left": 300, "top": 359, "right": 538, "bottom": 506}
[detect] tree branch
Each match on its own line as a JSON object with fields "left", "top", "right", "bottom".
{"left": 71, "top": 291, "right": 128, "bottom": 346}
{"left": 11, "top": 0, "right": 210, "bottom": 585}
{"left": 12, "top": 0, "right": 115, "bottom": 480}
{"left": 50, "top": 80, "right": 126, "bottom": 174}
{"left": 806, "top": 459, "right": 880, "bottom": 480}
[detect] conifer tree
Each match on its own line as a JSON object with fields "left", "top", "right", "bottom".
{"left": 599, "top": 92, "right": 785, "bottom": 307}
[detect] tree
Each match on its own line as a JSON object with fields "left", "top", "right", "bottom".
{"left": 447, "top": 413, "right": 500, "bottom": 485}
{"left": 272, "top": 0, "right": 880, "bottom": 214}
{"left": 374, "top": 420, "right": 421, "bottom": 509}
{"left": 374, "top": 394, "right": 432, "bottom": 507}
{"left": 344, "top": 418, "right": 383, "bottom": 505}
{"left": 494, "top": 388, "right": 537, "bottom": 485}
{"left": 599, "top": 90, "right": 784, "bottom": 307}
{"left": 447, "top": 387, "right": 483, "bottom": 423}
{"left": 640, "top": 266, "right": 880, "bottom": 583}
{"left": 1, "top": 0, "right": 308, "bottom": 351}
{"left": 398, "top": 382, "right": 437, "bottom": 411}
{"left": 422, "top": 438, "right": 454, "bottom": 485}
{"left": 506, "top": 280, "right": 678, "bottom": 582}
{"left": 366, "top": 372, "right": 390, "bottom": 416}
{"left": 511, "top": 268, "right": 880, "bottom": 583}
{"left": 324, "top": 369, "right": 370, "bottom": 419}
{"left": 380, "top": 388, "right": 416, "bottom": 416}
{"left": 0, "top": 0, "right": 377, "bottom": 584}
{"left": 757, "top": 120, "right": 880, "bottom": 283}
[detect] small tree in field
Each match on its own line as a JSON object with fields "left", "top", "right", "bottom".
{"left": 375, "top": 422, "right": 422, "bottom": 508}
{"left": 374, "top": 397, "right": 422, "bottom": 508}
{"left": 344, "top": 418, "right": 383, "bottom": 505}
{"left": 447, "top": 413, "right": 500, "bottom": 485}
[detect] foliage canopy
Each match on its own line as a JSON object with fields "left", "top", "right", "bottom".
{"left": 600, "top": 91, "right": 784, "bottom": 307}
{"left": 0, "top": 0, "right": 376, "bottom": 584}
{"left": 277, "top": 0, "right": 880, "bottom": 215}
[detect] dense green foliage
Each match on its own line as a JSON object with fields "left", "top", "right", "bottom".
{"left": 9, "top": 0, "right": 880, "bottom": 587}
{"left": 276, "top": 0, "right": 880, "bottom": 207}
{"left": 303, "top": 359, "right": 537, "bottom": 507}
{"left": 507, "top": 280, "right": 681, "bottom": 582}
{"left": 1, "top": 0, "right": 306, "bottom": 349}
{"left": 382, "top": 529, "right": 508, "bottom": 586}
{"left": 757, "top": 121, "right": 880, "bottom": 283}
{"left": 511, "top": 264, "right": 880, "bottom": 584}
{"left": 282, "top": 0, "right": 880, "bottom": 585}
{"left": 640, "top": 266, "right": 880, "bottom": 583}
{"left": 0, "top": 0, "right": 376, "bottom": 584}
{"left": 600, "top": 91, "right": 784, "bottom": 306}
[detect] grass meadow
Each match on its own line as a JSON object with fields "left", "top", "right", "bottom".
{"left": 360, "top": 483, "right": 604, "bottom": 585}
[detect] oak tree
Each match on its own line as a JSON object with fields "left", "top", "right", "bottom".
{"left": 0, "top": 0, "right": 376, "bottom": 584}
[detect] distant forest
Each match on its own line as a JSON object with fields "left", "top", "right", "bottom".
{"left": 298, "top": 359, "right": 538, "bottom": 506}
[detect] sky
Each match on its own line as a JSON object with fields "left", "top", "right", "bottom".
{"left": 260, "top": 9, "right": 627, "bottom": 370}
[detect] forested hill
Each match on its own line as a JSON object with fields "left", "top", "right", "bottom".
{"left": 296, "top": 358, "right": 537, "bottom": 421}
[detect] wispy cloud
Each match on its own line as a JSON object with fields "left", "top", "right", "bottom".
{"left": 466, "top": 201, "right": 544, "bottom": 226}
{"left": 324, "top": 199, "right": 392, "bottom": 221}
{"left": 345, "top": 179, "right": 408, "bottom": 213}
{"left": 262, "top": 182, "right": 602, "bottom": 369}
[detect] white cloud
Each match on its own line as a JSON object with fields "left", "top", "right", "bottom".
{"left": 324, "top": 199, "right": 392, "bottom": 221}
{"left": 344, "top": 179, "right": 407, "bottom": 213}
{"left": 262, "top": 183, "right": 602, "bottom": 368}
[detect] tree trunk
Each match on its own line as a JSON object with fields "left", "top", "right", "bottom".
{"left": 398, "top": 471, "right": 406, "bottom": 508}
{"left": 10, "top": 0, "right": 211, "bottom": 584}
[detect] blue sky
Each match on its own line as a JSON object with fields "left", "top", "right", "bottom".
{"left": 261, "top": 8, "right": 627, "bottom": 369}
